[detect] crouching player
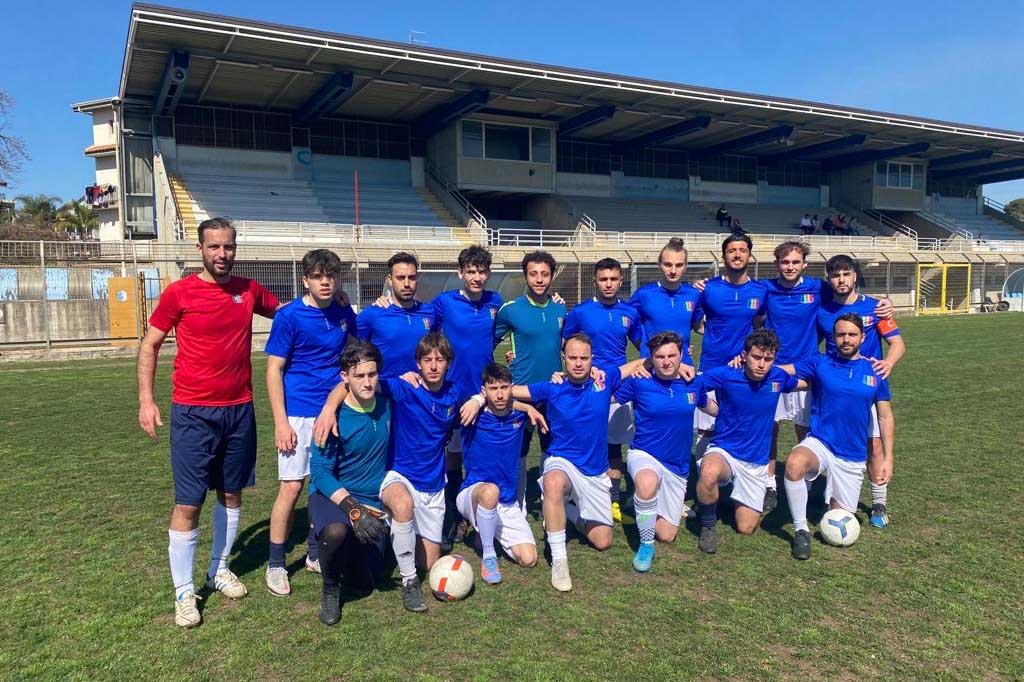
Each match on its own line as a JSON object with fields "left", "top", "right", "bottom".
{"left": 614, "top": 331, "right": 704, "bottom": 572}
{"left": 308, "top": 341, "right": 390, "bottom": 625}
{"left": 780, "top": 313, "right": 895, "bottom": 559}
{"left": 457, "top": 363, "right": 542, "bottom": 584}
{"left": 695, "top": 329, "right": 803, "bottom": 554}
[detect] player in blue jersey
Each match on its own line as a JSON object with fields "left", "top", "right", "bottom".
{"left": 494, "top": 250, "right": 566, "bottom": 509}
{"left": 694, "top": 329, "right": 803, "bottom": 554}
{"left": 780, "top": 313, "right": 895, "bottom": 559}
{"left": 562, "top": 257, "right": 644, "bottom": 522}
{"left": 356, "top": 252, "right": 435, "bottom": 378}
{"left": 819, "top": 255, "right": 905, "bottom": 528}
{"left": 615, "top": 331, "right": 704, "bottom": 572}
{"left": 457, "top": 363, "right": 540, "bottom": 585}
{"left": 628, "top": 238, "right": 703, "bottom": 365}
{"left": 307, "top": 341, "right": 390, "bottom": 625}
{"left": 264, "top": 249, "right": 356, "bottom": 596}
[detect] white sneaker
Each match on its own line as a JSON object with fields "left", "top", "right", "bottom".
{"left": 206, "top": 569, "right": 248, "bottom": 599}
{"left": 265, "top": 567, "right": 291, "bottom": 597}
{"left": 305, "top": 556, "right": 321, "bottom": 574}
{"left": 550, "top": 559, "right": 573, "bottom": 592}
{"left": 174, "top": 591, "right": 202, "bottom": 628}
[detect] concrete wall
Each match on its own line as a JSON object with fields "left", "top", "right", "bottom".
{"left": 555, "top": 172, "right": 612, "bottom": 197}
{"left": 832, "top": 163, "right": 873, "bottom": 208}
{"left": 689, "top": 178, "right": 757, "bottom": 204}
{"left": 523, "top": 194, "right": 574, "bottom": 230}
{"left": 612, "top": 173, "right": 689, "bottom": 200}
{"left": 177, "top": 146, "right": 292, "bottom": 178}
{"left": 426, "top": 123, "right": 458, "bottom": 184}
{"left": 874, "top": 186, "right": 925, "bottom": 211}
{"left": 931, "top": 195, "right": 980, "bottom": 216}
{"left": 756, "top": 182, "right": 820, "bottom": 206}
{"left": 91, "top": 107, "right": 117, "bottom": 146}
{"left": 311, "top": 155, "right": 412, "bottom": 185}
{"left": 459, "top": 157, "right": 553, "bottom": 193}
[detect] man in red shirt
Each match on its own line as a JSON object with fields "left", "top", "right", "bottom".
{"left": 138, "top": 217, "right": 280, "bottom": 628}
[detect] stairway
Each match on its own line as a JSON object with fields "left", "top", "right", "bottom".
{"left": 168, "top": 174, "right": 198, "bottom": 241}
{"left": 417, "top": 187, "right": 474, "bottom": 244}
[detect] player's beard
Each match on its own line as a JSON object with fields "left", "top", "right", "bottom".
{"left": 203, "top": 255, "right": 233, "bottom": 278}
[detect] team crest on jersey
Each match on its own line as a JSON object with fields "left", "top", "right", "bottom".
{"left": 490, "top": 308, "right": 497, "bottom": 319}
{"left": 557, "top": 316, "right": 565, "bottom": 328}
{"left": 800, "top": 294, "right": 815, "bottom": 304}
{"left": 770, "top": 382, "right": 781, "bottom": 392}
{"left": 686, "top": 392, "right": 697, "bottom": 405}
{"left": 684, "top": 301, "right": 694, "bottom": 312}
{"left": 232, "top": 294, "right": 244, "bottom": 304}
{"left": 422, "top": 319, "right": 431, "bottom": 330}
{"left": 592, "top": 382, "right": 605, "bottom": 392}
{"left": 862, "top": 315, "right": 874, "bottom": 327}
{"left": 747, "top": 298, "right": 761, "bottom": 310}
{"left": 621, "top": 316, "right": 631, "bottom": 327}
{"left": 863, "top": 375, "right": 877, "bottom": 387}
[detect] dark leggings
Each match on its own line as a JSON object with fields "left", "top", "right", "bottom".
{"left": 318, "top": 522, "right": 382, "bottom": 591}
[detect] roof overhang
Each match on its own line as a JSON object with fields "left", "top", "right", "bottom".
{"left": 72, "top": 97, "right": 120, "bottom": 114}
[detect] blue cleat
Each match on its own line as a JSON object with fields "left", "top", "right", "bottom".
{"left": 481, "top": 556, "right": 502, "bottom": 585}
{"left": 869, "top": 504, "right": 890, "bottom": 529}
{"left": 632, "top": 542, "right": 655, "bottom": 573}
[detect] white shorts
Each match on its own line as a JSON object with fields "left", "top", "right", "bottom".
{"left": 775, "top": 389, "right": 811, "bottom": 428}
{"left": 626, "top": 450, "right": 689, "bottom": 527}
{"left": 456, "top": 483, "right": 537, "bottom": 554}
{"left": 797, "top": 436, "right": 867, "bottom": 513}
{"left": 608, "top": 401, "right": 635, "bottom": 445}
{"left": 869, "top": 404, "right": 880, "bottom": 439}
{"left": 695, "top": 390, "right": 716, "bottom": 432}
{"left": 538, "top": 457, "right": 613, "bottom": 526}
{"left": 700, "top": 446, "right": 770, "bottom": 513}
{"left": 380, "top": 470, "right": 446, "bottom": 544}
{"left": 278, "top": 416, "right": 314, "bottom": 480}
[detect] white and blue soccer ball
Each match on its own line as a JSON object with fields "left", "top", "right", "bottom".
{"left": 820, "top": 509, "right": 861, "bottom": 547}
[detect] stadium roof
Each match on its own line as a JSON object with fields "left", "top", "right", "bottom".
{"left": 119, "top": 4, "right": 1024, "bottom": 175}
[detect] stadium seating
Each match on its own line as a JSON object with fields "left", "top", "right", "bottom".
{"left": 922, "top": 198, "right": 1024, "bottom": 242}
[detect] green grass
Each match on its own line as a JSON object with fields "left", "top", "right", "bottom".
{"left": 2, "top": 315, "right": 1023, "bottom": 681}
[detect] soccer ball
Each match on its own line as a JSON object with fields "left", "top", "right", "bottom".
{"left": 819, "top": 509, "right": 861, "bottom": 547}
{"left": 428, "top": 554, "right": 474, "bottom": 601}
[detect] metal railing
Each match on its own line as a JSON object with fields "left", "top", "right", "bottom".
{"left": 234, "top": 220, "right": 465, "bottom": 244}
{"left": 423, "top": 160, "right": 487, "bottom": 231}
{"left": 859, "top": 207, "right": 918, "bottom": 240}
{"left": 919, "top": 210, "right": 974, "bottom": 241}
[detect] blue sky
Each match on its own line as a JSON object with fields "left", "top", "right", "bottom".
{"left": 3, "top": 0, "right": 1023, "bottom": 204}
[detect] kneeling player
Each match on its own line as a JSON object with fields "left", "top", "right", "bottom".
{"left": 780, "top": 313, "right": 895, "bottom": 559}
{"left": 457, "top": 363, "right": 540, "bottom": 584}
{"left": 695, "top": 329, "right": 803, "bottom": 554}
{"left": 615, "top": 331, "right": 704, "bottom": 572}
{"left": 308, "top": 341, "right": 390, "bottom": 625}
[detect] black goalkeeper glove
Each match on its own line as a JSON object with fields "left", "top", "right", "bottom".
{"left": 339, "top": 495, "right": 388, "bottom": 545}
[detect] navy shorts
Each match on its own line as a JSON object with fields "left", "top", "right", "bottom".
{"left": 308, "top": 491, "right": 386, "bottom": 538}
{"left": 171, "top": 402, "right": 257, "bottom": 506}
{"left": 309, "top": 491, "right": 387, "bottom": 588}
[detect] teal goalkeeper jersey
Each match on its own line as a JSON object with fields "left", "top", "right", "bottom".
{"left": 493, "top": 294, "right": 566, "bottom": 385}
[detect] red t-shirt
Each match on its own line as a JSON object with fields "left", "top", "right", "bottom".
{"left": 149, "top": 275, "right": 279, "bottom": 406}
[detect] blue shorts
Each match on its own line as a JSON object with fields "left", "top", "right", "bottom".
{"left": 170, "top": 402, "right": 257, "bottom": 506}
{"left": 308, "top": 491, "right": 385, "bottom": 537}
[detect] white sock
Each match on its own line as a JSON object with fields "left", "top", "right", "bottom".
{"left": 766, "top": 475, "right": 777, "bottom": 491}
{"left": 634, "top": 495, "right": 657, "bottom": 544}
{"left": 784, "top": 478, "right": 809, "bottom": 532}
{"left": 547, "top": 529, "right": 567, "bottom": 561}
{"left": 694, "top": 432, "right": 711, "bottom": 459}
{"left": 871, "top": 482, "right": 887, "bottom": 506}
{"left": 391, "top": 520, "right": 417, "bottom": 584}
{"left": 168, "top": 528, "right": 199, "bottom": 598}
{"left": 476, "top": 505, "right": 499, "bottom": 560}
{"left": 208, "top": 502, "right": 240, "bottom": 578}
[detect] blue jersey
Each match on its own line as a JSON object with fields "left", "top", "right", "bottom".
{"left": 562, "top": 298, "right": 642, "bottom": 368}
{"left": 795, "top": 354, "right": 891, "bottom": 463}
{"left": 628, "top": 282, "right": 703, "bottom": 364}
{"left": 433, "top": 290, "right": 503, "bottom": 397}
{"left": 527, "top": 367, "right": 623, "bottom": 476}
{"left": 308, "top": 399, "right": 390, "bottom": 506}
{"left": 700, "top": 365, "right": 798, "bottom": 465}
{"left": 817, "top": 295, "right": 900, "bottom": 360}
{"left": 380, "top": 377, "right": 465, "bottom": 493}
{"left": 460, "top": 408, "right": 528, "bottom": 505}
{"left": 697, "top": 277, "right": 767, "bottom": 370}
{"left": 614, "top": 375, "right": 704, "bottom": 478}
{"left": 762, "top": 277, "right": 827, "bottom": 364}
{"left": 355, "top": 300, "right": 435, "bottom": 378}
{"left": 264, "top": 298, "right": 356, "bottom": 417}
{"left": 494, "top": 295, "right": 566, "bottom": 385}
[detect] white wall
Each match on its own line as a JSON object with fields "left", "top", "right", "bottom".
{"left": 689, "top": 178, "right": 757, "bottom": 204}
{"left": 90, "top": 107, "right": 116, "bottom": 146}
{"left": 177, "top": 146, "right": 293, "bottom": 178}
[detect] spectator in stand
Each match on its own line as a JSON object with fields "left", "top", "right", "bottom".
{"left": 834, "top": 215, "right": 847, "bottom": 235}
{"left": 811, "top": 214, "right": 819, "bottom": 234}
{"left": 716, "top": 205, "right": 730, "bottom": 229}
{"left": 799, "top": 214, "right": 813, "bottom": 235}
{"left": 847, "top": 217, "right": 861, "bottom": 236}
{"left": 729, "top": 216, "right": 744, "bottom": 233}
{"left": 822, "top": 214, "right": 835, "bottom": 236}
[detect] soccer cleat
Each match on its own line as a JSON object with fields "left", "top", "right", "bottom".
{"left": 550, "top": 558, "right": 573, "bottom": 592}
{"left": 632, "top": 543, "right": 655, "bottom": 573}
{"left": 265, "top": 567, "right": 291, "bottom": 596}
{"left": 481, "top": 556, "right": 502, "bottom": 585}
{"left": 698, "top": 527, "right": 717, "bottom": 555}
{"left": 205, "top": 569, "right": 248, "bottom": 599}
{"left": 454, "top": 519, "right": 468, "bottom": 546}
{"left": 305, "top": 556, "right": 321, "bottom": 574}
{"left": 763, "top": 488, "right": 778, "bottom": 514}
{"left": 611, "top": 501, "right": 623, "bottom": 523}
{"left": 791, "top": 530, "right": 811, "bottom": 560}
{"left": 318, "top": 584, "right": 341, "bottom": 626}
{"left": 401, "top": 578, "right": 428, "bottom": 613}
{"left": 869, "top": 504, "right": 890, "bottom": 529}
{"left": 174, "top": 591, "right": 202, "bottom": 628}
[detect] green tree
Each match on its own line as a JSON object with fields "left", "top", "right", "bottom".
{"left": 1004, "top": 198, "right": 1024, "bottom": 223}
{"left": 56, "top": 200, "right": 99, "bottom": 238}
{"left": 14, "top": 193, "right": 59, "bottom": 227}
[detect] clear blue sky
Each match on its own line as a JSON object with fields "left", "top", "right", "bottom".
{"left": 3, "top": 0, "right": 1023, "bottom": 205}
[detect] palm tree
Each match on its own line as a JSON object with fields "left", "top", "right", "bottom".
{"left": 56, "top": 200, "right": 99, "bottom": 238}
{"left": 14, "top": 194, "right": 59, "bottom": 226}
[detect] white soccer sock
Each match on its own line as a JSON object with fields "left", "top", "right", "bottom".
{"left": 766, "top": 476, "right": 777, "bottom": 491}
{"left": 547, "top": 529, "right": 567, "bottom": 561}
{"left": 694, "top": 432, "right": 711, "bottom": 460}
{"left": 390, "top": 520, "right": 417, "bottom": 584}
{"left": 871, "top": 482, "right": 888, "bottom": 506}
{"left": 634, "top": 495, "right": 657, "bottom": 544}
{"left": 208, "top": 502, "right": 241, "bottom": 578}
{"left": 476, "top": 505, "right": 499, "bottom": 560}
{"left": 784, "top": 478, "right": 809, "bottom": 532}
{"left": 168, "top": 528, "right": 199, "bottom": 598}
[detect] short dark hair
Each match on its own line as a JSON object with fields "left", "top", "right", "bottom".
{"left": 594, "top": 257, "right": 622, "bottom": 274}
{"left": 834, "top": 312, "right": 865, "bottom": 333}
{"left": 773, "top": 241, "right": 810, "bottom": 262}
{"left": 458, "top": 245, "right": 492, "bottom": 271}
{"left": 482, "top": 362, "right": 512, "bottom": 385}
{"left": 415, "top": 331, "right": 454, "bottom": 362}
{"left": 659, "top": 237, "right": 687, "bottom": 262}
{"left": 563, "top": 332, "right": 592, "bottom": 350}
{"left": 647, "top": 331, "right": 683, "bottom": 354}
{"left": 387, "top": 252, "right": 419, "bottom": 273}
{"left": 721, "top": 231, "right": 752, "bottom": 256}
{"left": 197, "top": 217, "right": 235, "bottom": 244}
{"left": 340, "top": 339, "right": 383, "bottom": 373}
{"left": 301, "top": 249, "right": 342, "bottom": 278}
{"left": 825, "top": 254, "right": 860, "bottom": 281}
{"left": 744, "top": 328, "right": 781, "bottom": 353}
{"left": 521, "top": 250, "right": 557, "bottom": 275}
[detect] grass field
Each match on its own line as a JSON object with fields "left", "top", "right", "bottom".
{"left": 2, "top": 314, "right": 1023, "bottom": 681}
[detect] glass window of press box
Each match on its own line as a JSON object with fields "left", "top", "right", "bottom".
{"left": 876, "top": 161, "right": 925, "bottom": 190}
{"left": 461, "top": 121, "right": 552, "bottom": 162}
